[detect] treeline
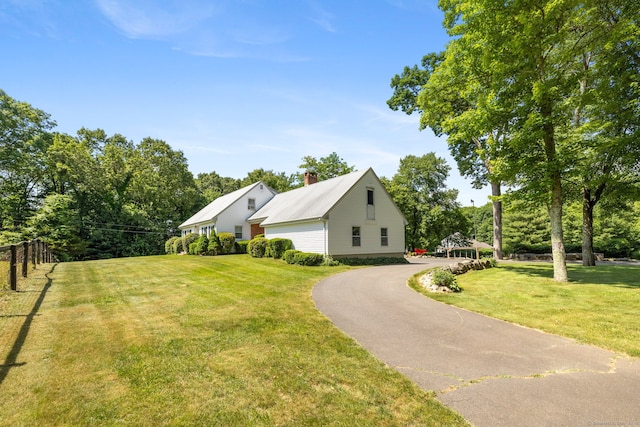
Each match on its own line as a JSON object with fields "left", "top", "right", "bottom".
{"left": 464, "top": 200, "right": 640, "bottom": 259}
{"left": 388, "top": 0, "right": 639, "bottom": 278}
{"left": 1, "top": 89, "right": 471, "bottom": 260}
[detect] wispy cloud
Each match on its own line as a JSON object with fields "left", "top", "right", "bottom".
{"left": 94, "top": 0, "right": 326, "bottom": 61}
{"left": 306, "top": 1, "right": 336, "bottom": 33}
{"left": 0, "top": 0, "right": 62, "bottom": 38}
{"left": 94, "top": 0, "right": 217, "bottom": 39}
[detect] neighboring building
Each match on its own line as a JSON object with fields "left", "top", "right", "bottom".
{"left": 437, "top": 232, "right": 492, "bottom": 258}
{"left": 178, "top": 181, "right": 277, "bottom": 241}
{"left": 248, "top": 168, "right": 407, "bottom": 258}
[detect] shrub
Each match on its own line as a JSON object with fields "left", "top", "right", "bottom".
{"left": 182, "top": 233, "right": 199, "bottom": 254}
{"left": 218, "top": 232, "right": 236, "bottom": 255}
{"left": 165, "top": 236, "right": 180, "bottom": 254}
{"left": 267, "top": 238, "right": 293, "bottom": 259}
{"left": 283, "top": 249, "right": 302, "bottom": 264}
{"left": 236, "top": 240, "right": 250, "bottom": 254}
{"left": 432, "top": 269, "right": 460, "bottom": 292}
{"left": 188, "top": 241, "right": 198, "bottom": 255}
{"left": 207, "top": 232, "right": 221, "bottom": 255}
{"left": 483, "top": 257, "right": 498, "bottom": 268}
{"left": 478, "top": 248, "right": 494, "bottom": 258}
{"left": 248, "top": 236, "right": 269, "bottom": 258}
{"left": 173, "top": 237, "right": 184, "bottom": 254}
{"left": 191, "top": 234, "right": 209, "bottom": 255}
{"left": 292, "top": 252, "right": 324, "bottom": 266}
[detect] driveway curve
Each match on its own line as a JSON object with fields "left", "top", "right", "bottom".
{"left": 312, "top": 259, "right": 640, "bottom": 427}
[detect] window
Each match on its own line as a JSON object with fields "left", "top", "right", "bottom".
{"left": 248, "top": 198, "right": 256, "bottom": 210}
{"left": 381, "top": 228, "right": 388, "bottom": 246}
{"left": 366, "top": 188, "right": 375, "bottom": 220}
{"left": 352, "top": 226, "right": 361, "bottom": 246}
{"left": 235, "top": 226, "right": 243, "bottom": 239}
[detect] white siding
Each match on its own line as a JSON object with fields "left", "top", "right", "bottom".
{"left": 327, "top": 170, "right": 405, "bottom": 256}
{"left": 215, "top": 184, "right": 275, "bottom": 240}
{"left": 264, "top": 221, "right": 327, "bottom": 254}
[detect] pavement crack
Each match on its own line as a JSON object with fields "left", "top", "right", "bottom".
{"left": 395, "top": 362, "right": 626, "bottom": 395}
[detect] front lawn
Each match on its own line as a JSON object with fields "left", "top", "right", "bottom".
{"left": 410, "top": 262, "right": 640, "bottom": 357}
{"left": 0, "top": 255, "right": 467, "bottom": 426}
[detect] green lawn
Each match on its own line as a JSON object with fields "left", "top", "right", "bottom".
{"left": 411, "top": 262, "right": 640, "bottom": 357}
{"left": 0, "top": 255, "right": 467, "bottom": 426}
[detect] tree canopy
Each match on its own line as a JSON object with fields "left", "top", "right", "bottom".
{"left": 390, "top": 0, "right": 639, "bottom": 280}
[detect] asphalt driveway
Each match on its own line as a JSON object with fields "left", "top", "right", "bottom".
{"left": 312, "top": 259, "right": 640, "bottom": 426}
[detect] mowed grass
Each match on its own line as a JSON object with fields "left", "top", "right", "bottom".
{"left": 0, "top": 255, "right": 467, "bottom": 426}
{"left": 411, "top": 262, "right": 640, "bottom": 357}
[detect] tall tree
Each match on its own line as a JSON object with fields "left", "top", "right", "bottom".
{"left": 412, "top": 0, "right": 637, "bottom": 281}
{"left": 388, "top": 52, "right": 506, "bottom": 259}
{"left": 297, "top": 152, "right": 355, "bottom": 185}
{"left": 241, "top": 168, "right": 293, "bottom": 193}
{"left": 567, "top": 1, "right": 640, "bottom": 265}
{"left": 195, "top": 172, "right": 241, "bottom": 203}
{"left": 384, "top": 153, "right": 467, "bottom": 251}
{"left": 0, "top": 90, "right": 56, "bottom": 229}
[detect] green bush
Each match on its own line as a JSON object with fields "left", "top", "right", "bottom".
{"left": 432, "top": 269, "right": 460, "bottom": 292}
{"left": 218, "top": 232, "right": 236, "bottom": 255}
{"left": 478, "top": 248, "right": 494, "bottom": 258}
{"left": 173, "top": 237, "right": 185, "bottom": 254}
{"left": 248, "top": 236, "right": 269, "bottom": 258}
{"left": 182, "top": 233, "right": 199, "bottom": 254}
{"left": 267, "top": 238, "right": 293, "bottom": 259}
{"left": 292, "top": 252, "right": 324, "bottom": 266}
{"left": 236, "top": 240, "right": 250, "bottom": 254}
{"left": 483, "top": 257, "right": 498, "bottom": 268}
{"left": 207, "top": 232, "right": 221, "bottom": 255}
{"left": 188, "top": 241, "right": 198, "bottom": 255}
{"left": 283, "top": 249, "right": 302, "bottom": 264}
{"left": 165, "top": 236, "right": 180, "bottom": 254}
{"left": 191, "top": 234, "right": 209, "bottom": 255}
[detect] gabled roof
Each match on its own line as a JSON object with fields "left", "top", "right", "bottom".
{"left": 179, "top": 181, "right": 275, "bottom": 229}
{"left": 249, "top": 168, "right": 403, "bottom": 227}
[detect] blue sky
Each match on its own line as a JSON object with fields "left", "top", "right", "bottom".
{"left": 1, "top": 0, "right": 489, "bottom": 206}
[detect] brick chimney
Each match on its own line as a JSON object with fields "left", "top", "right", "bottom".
{"left": 304, "top": 171, "right": 318, "bottom": 186}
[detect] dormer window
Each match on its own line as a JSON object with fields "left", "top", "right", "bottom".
{"left": 248, "top": 198, "right": 256, "bottom": 210}
{"left": 367, "top": 188, "right": 375, "bottom": 220}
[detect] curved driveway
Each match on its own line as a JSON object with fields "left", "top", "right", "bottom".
{"left": 312, "top": 259, "right": 640, "bottom": 427}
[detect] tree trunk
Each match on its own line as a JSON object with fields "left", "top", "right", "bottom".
{"left": 542, "top": 99, "right": 568, "bottom": 282}
{"left": 582, "top": 188, "right": 596, "bottom": 266}
{"left": 550, "top": 177, "right": 568, "bottom": 281}
{"left": 491, "top": 180, "right": 503, "bottom": 260}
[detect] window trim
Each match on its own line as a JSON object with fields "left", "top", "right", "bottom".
{"left": 352, "top": 226, "right": 361, "bottom": 247}
{"left": 381, "top": 227, "right": 388, "bottom": 247}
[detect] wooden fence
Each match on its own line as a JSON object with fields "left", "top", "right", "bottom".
{"left": 0, "top": 240, "right": 53, "bottom": 291}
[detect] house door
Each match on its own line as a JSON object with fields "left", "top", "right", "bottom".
{"left": 251, "top": 224, "right": 264, "bottom": 238}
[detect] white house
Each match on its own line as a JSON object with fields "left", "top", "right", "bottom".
{"left": 248, "top": 168, "right": 407, "bottom": 258}
{"left": 178, "top": 181, "right": 277, "bottom": 241}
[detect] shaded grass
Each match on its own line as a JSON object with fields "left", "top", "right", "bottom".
{"left": 410, "top": 262, "right": 640, "bottom": 357}
{"left": 0, "top": 255, "right": 467, "bottom": 426}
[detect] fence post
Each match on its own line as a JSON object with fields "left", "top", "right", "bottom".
{"left": 36, "top": 240, "right": 42, "bottom": 265}
{"left": 22, "top": 241, "right": 28, "bottom": 277}
{"left": 10, "top": 244, "right": 17, "bottom": 291}
{"left": 31, "top": 240, "right": 36, "bottom": 269}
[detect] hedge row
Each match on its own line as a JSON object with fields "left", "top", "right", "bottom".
{"left": 164, "top": 232, "right": 249, "bottom": 256}
{"left": 247, "top": 236, "right": 326, "bottom": 266}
